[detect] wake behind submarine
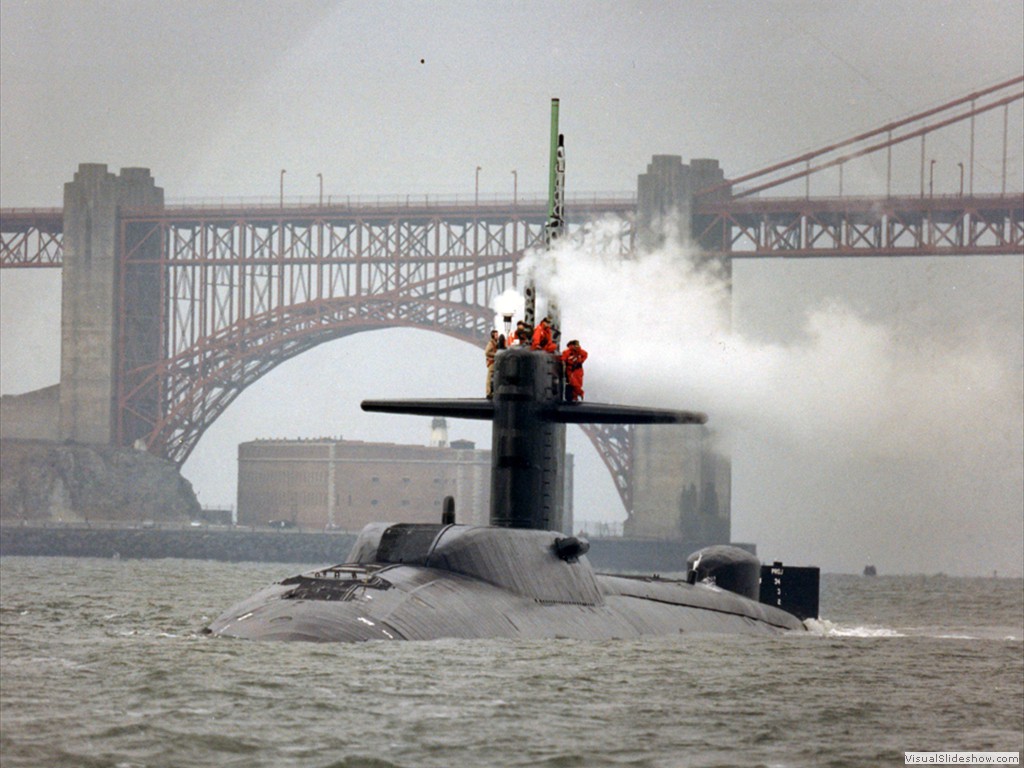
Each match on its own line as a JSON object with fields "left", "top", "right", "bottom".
{"left": 205, "top": 101, "right": 819, "bottom": 643}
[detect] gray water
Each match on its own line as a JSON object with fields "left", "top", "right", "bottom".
{"left": 1, "top": 557, "right": 1021, "bottom": 768}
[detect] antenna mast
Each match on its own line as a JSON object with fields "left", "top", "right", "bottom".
{"left": 524, "top": 97, "right": 564, "bottom": 344}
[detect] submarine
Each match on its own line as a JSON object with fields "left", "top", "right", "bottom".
{"left": 205, "top": 100, "right": 820, "bottom": 643}
{"left": 205, "top": 347, "right": 819, "bottom": 642}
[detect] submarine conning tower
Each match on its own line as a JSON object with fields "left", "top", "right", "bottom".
{"left": 489, "top": 348, "right": 567, "bottom": 531}
{"left": 361, "top": 98, "right": 705, "bottom": 533}
{"left": 362, "top": 346, "right": 707, "bottom": 533}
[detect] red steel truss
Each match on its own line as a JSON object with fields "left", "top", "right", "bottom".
{"left": 113, "top": 201, "right": 636, "bottom": 488}
{"left": 695, "top": 194, "right": 1024, "bottom": 258}
{"left": 579, "top": 424, "right": 636, "bottom": 514}
{"left": 0, "top": 208, "right": 63, "bottom": 267}
{"left": 7, "top": 194, "right": 1021, "bottom": 267}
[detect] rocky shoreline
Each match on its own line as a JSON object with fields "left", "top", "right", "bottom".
{"left": 0, "top": 438, "right": 199, "bottom": 524}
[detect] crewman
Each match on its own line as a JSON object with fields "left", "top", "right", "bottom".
{"left": 531, "top": 316, "right": 557, "bottom": 353}
{"left": 485, "top": 329, "right": 499, "bottom": 398}
{"left": 510, "top": 321, "right": 528, "bottom": 346}
{"left": 560, "top": 339, "right": 588, "bottom": 402}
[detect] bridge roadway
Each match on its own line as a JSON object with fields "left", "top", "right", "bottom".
{"left": 1, "top": 194, "right": 634, "bottom": 269}
{"left": 3, "top": 191, "right": 1022, "bottom": 268}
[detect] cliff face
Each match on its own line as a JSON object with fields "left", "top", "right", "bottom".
{"left": 0, "top": 439, "right": 199, "bottom": 523}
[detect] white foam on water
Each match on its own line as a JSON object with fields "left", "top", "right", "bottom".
{"left": 804, "top": 618, "right": 904, "bottom": 637}
{"left": 805, "top": 619, "right": 1022, "bottom": 641}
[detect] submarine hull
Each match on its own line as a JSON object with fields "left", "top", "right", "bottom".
{"left": 206, "top": 524, "right": 804, "bottom": 642}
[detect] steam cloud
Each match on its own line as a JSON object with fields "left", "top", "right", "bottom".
{"left": 515, "top": 219, "right": 1023, "bottom": 574}
{"left": 518, "top": 220, "right": 1020, "bottom": 466}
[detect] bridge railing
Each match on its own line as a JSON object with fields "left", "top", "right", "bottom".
{"left": 154, "top": 191, "right": 637, "bottom": 213}
{"left": 0, "top": 207, "right": 63, "bottom": 218}
{"left": 697, "top": 191, "right": 1024, "bottom": 212}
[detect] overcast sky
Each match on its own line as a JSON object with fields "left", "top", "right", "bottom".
{"left": 1, "top": 0, "right": 1022, "bottom": 576}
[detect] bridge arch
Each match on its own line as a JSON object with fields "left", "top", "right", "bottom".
{"left": 132, "top": 294, "right": 496, "bottom": 464}
{"left": 176, "top": 325, "right": 627, "bottom": 529}
{"left": 114, "top": 203, "right": 636, "bottom": 476}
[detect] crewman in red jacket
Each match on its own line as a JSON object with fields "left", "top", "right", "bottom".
{"left": 560, "top": 339, "right": 588, "bottom": 402}
{"left": 531, "top": 316, "right": 557, "bottom": 353}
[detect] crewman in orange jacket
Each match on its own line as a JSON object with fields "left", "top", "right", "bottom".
{"left": 560, "top": 339, "right": 588, "bottom": 402}
{"left": 510, "top": 321, "right": 531, "bottom": 347}
{"left": 531, "top": 317, "right": 557, "bottom": 353}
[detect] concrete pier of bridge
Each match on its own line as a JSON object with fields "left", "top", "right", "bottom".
{"left": 637, "top": 154, "right": 729, "bottom": 266}
{"left": 59, "top": 163, "right": 163, "bottom": 446}
{"left": 631, "top": 155, "right": 733, "bottom": 544}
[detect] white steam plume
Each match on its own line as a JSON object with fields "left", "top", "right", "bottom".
{"left": 517, "top": 218, "right": 1023, "bottom": 574}
{"left": 518, "top": 219, "right": 1022, "bottom": 467}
